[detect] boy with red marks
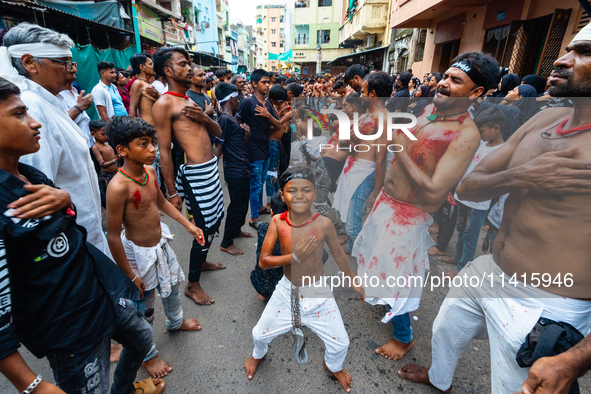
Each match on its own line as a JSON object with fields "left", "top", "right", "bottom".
{"left": 105, "top": 116, "right": 205, "bottom": 379}
{"left": 352, "top": 52, "right": 500, "bottom": 362}
{"left": 243, "top": 165, "right": 364, "bottom": 392}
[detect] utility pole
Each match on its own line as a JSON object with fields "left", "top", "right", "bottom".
{"left": 316, "top": 16, "right": 329, "bottom": 75}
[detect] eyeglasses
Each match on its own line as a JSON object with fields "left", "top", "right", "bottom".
{"left": 43, "top": 58, "right": 77, "bottom": 73}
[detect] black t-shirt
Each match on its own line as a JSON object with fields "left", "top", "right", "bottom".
{"left": 219, "top": 113, "right": 251, "bottom": 179}
{"left": 187, "top": 89, "right": 216, "bottom": 121}
{"left": 235, "top": 94, "right": 278, "bottom": 161}
{"left": 386, "top": 87, "right": 410, "bottom": 112}
{"left": 0, "top": 164, "right": 139, "bottom": 359}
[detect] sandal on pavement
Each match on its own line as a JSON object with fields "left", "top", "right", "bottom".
{"left": 134, "top": 378, "right": 165, "bottom": 394}
{"left": 259, "top": 207, "right": 271, "bottom": 215}
{"left": 249, "top": 220, "right": 261, "bottom": 230}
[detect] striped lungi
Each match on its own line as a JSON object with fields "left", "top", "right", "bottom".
{"left": 176, "top": 157, "right": 224, "bottom": 231}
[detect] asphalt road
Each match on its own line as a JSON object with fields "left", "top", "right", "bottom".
{"left": 2, "top": 169, "right": 590, "bottom": 393}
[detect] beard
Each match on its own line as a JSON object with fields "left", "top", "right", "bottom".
{"left": 548, "top": 68, "right": 591, "bottom": 97}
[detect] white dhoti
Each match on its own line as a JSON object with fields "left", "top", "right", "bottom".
{"left": 251, "top": 275, "right": 350, "bottom": 372}
{"left": 121, "top": 222, "right": 184, "bottom": 298}
{"left": 332, "top": 156, "right": 375, "bottom": 223}
{"left": 429, "top": 254, "right": 591, "bottom": 393}
{"left": 352, "top": 188, "right": 435, "bottom": 322}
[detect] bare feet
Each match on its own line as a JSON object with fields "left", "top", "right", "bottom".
{"left": 375, "top": 338, "right": 415, "bottom": 361}
{"left": 142, "top": 355, "right": 173, "bottom": 378}
{"left": 323, "top": 360, "right": 352, "bottom": 392}
{"left": 185, "top": 282, "right": 215, "bottom": 305}
{"left": 438, "top": 256, "right": 457, "bottom": 265}
{"left": 429, "top": 224, "right": 439, "bottom": 234}
{"left": 238, "top": 231, "right": 254, "bottom": 238}
{"left": 220, "top": 244, "right": 244, "bottom": 256}
{"left": 177, "top": 318, "right": 202, "bottom": 331}
{"left": 341, "top": 245, "right": 351, "bottom": 255}
{"left": 202, "top": 260, "right": 226, "bottom": 271}
{"left": 243, "top": 356, "right": 263, "bottom": 379}
{"left": 398, "top": 363, "right": 452, "bottom": 393}
{"left": 337, "top": 235, "right": 348, "bottom": 245}
{"left": 444, "top": 269, "right": 459, "bottom": 279}
{"left": 257, "top": 294, "right": 268, "bottom": 301}
{"left": 110, "top": 343, "right": 122, "bottom": 363}
{"left": 428, "top": 246, "right": 446, "bottom": 256}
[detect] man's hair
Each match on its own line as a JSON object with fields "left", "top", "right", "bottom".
{"left": 97, "top": 61, "right": 115, "bottom": 73}
{"left": 230, "top": 74, "right": 243, "bottom": 84}
{"left": 474, "top": 108, "right": 505, "bottom": 131}
{"left": 251, "top": 69, "right": 268, "bottom": 84}
{"left": 366, "top": 71, "right": 393, "bottom": 97}
{"left": 89, "top": 119, "right": 106, "bottom": 131}
{"left": 398, "top": 71, "right": 412, "bottom": 89}
{"left": 270, "top": 191, "right": 287, "bottom": 215}
{"left": 0, "top": 77, "right": 20, "bottom": 103}
{"left": 344, "top": 64, "right": 369, "bottom": 83}
{"left": 225, "top": 70, "right": 232, "bottom": 75}
{"left": 333, "top": 80, "right": 345, "bottom": 90}
{"left": 286, "top": 82, "right": 302, "bottom": 97}
{"left": 191, "top": 64, "right": 203, "bottom": 73}
{"left": 268, "top": 84, "right": 288, "bottom": 102}
{"left": 451, "top": 51, "right": 500, "bottom": 93}
{"left": 431, "top": 73, "right": 443, "bottom": 83}
{"left": 118, "top": 70, "right": 130, "bottom": 79}
{"left": 216, "top": 82, "right": 238, "bottom": 107}
{"left": 278, "top": 164, "right": 315, "bottom": 190}
{"left": 215, "top": 70, "right": 226, "bottom": 79}
{"left": 105, "top": 116, "right": 156, "bottom": 148}
{"left": 130, "top": 53, "right": 151, "bottom": 76}
{"left": 152, "top": 47, "right": 190, "bottom": 80}
{"left": 276, "top": 75, "right": 288, "bottom": 85}
{"left": 285, "top": 77, "right": 297, "bottom": 84}
{"left": 3, "top": 23, "right": 74, "bottom": 77}
{"left": 344, "top": 91, "right": 369, "bottom": 113}
{"left": 268, "top": 71, "right": 276, "bottom": 79}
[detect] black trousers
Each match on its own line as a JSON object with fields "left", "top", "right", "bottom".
{"left": 435, "top": 200, "right": 458, "bottom": 253}
{"left": 221, "top": 177, "right": 250, "bottom": 248}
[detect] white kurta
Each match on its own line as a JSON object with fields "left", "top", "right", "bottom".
{"left": 19, "top": 79, "right": 111, "bottom": 257}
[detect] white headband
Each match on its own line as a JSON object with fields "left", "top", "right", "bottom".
{"left": 218, "top": 91, "right": 238, "bottom": 104}
{"left": 6, "top": 43, "right": 72, "bottom": 58}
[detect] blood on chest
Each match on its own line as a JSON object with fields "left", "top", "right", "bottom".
{"left": 409, "top": 129, "right": 461, "bottom": 169}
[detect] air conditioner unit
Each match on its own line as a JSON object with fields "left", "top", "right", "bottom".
{"left": 226, "top": 46, "right": 231, "bottom": 51}
{"left": 365, "top": 35, "right": 375, "bottom": 48}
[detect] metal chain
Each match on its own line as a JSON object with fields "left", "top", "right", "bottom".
{"left": 291, "top": 285, "right": 302, "bottom": 328}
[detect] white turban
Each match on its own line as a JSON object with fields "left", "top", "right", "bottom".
{"left": 572, "top": 22, "right": 591, "bottom": 43}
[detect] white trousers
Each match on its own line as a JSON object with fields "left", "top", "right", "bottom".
{"left": 252, "top": 276, "right": 350, "bottom": 372}
{"left": 429, "top": 255, "right": 591, "bottom": 393}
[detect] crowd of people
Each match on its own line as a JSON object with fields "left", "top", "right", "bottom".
{"left": 0, "top": 20, "right": 591, "bottom": 394}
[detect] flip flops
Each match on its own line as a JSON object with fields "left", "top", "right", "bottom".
{"left": 249, "top": 220, "right": 261, "bottom": 230}
{"left": 134, "top": 378, "right": 165, "bottom": 394}
{"left": 259, "top": 207, "right": 271, "bottom": 215}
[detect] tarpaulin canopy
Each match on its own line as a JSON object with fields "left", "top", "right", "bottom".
{"left": 267, "top": 49, "right": 292, "bottom": 62}
{"left": 71, "top": 45, "right": 139, "bottom": 119}
{"left": 37, "top": 0, "right": 132, "bottom": 31}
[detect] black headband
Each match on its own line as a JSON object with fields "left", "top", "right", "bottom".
{"left": 451, "top": 61, "right": 486, "bottom": 88}
{"left": 280, "top": 170, "right": 315, "bottom": 189}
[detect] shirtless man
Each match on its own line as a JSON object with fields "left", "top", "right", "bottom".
{"left": 152, "top": 47, "right": 225, "bottom": 306}
{"left": 332, "top": 72, "right": 390, "bottom": 254}
{"left": 399, "top": 28, "right": 591, "bottom": 394}
{"left": 352, "top": 52, "right": 500, "bottom": 362}
{"left": 243, "top": 165, "right": 364, "bottom": 392}
{"left": 129, "top": 53, "right": 157, "bottom": 124}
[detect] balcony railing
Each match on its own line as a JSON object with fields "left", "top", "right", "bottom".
{"left": 295, "top": 37, "right": 309, "bottom": 45}
{"left": 256, "top": 18, "right": 263, "bottom": 24}
{"left": 295, "top": 0, "right": 309, "bottom": 7}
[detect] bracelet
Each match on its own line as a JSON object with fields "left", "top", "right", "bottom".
{"left": 131, "top": 275, "right": 138, "bottom": 282}
{"left": 23, "top": 375, "right": 42, "bottom": 394}
{"left": 291, "top": 252, "right": 302, "bottom": 264}
{"left": 167, "top": 192, "right": 178, "bottom": 199}
{"left": 74, "top": 105, "right": 83, "bottom": 113}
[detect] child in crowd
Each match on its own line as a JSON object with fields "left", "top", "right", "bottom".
{"left": 90, "top": 119, "right": 120, "bottom": 196}
{"left": 243, "top": 165, "right": 364, "bottom": 393}
{"left": 441, "top": 108, "right": 506, "bottom": 272}
{"left": 105, "top": 116, "right": 205, "bottom": 379}
{"left": 0, "top": 78, "right": 164, "bottom": 393}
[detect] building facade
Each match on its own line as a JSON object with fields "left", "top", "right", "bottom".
{"left": 255, "top": 2, "right": 292, "bottom": 71}
{"left": 191, "top": 0, "right": 219, "bottom": 55}
{"left": 390, "top": 0, "right": 587, "bottom": 79}
{"left": 292, "top": 0, "right": 353, "bottom": 76}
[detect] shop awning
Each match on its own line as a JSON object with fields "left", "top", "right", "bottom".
{"left": 189, "top": 51, "right": 231, "bottom": 67}
{"left": 268, "top": 49, "right": 292, "bottom": 62}
{"left": 327, "top": 46, "right": 387, "bottom": 65}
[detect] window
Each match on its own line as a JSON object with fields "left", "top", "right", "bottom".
{"left": 205, "top": 7, "right": 208, "bottom": 13}
{"left": 317, "top": 29, "right": 330, "bottom": 44}
{"left": 271, "top": 42, "right": 276, "bottom": 47}
{"left": 271, "top": 29, "right": 276, "bottom": 34}
{"left": 271, "top": 17, "right": 276, "bottom": 22}
{"left": 318, "top": 0, "right": 331, "bottom": 6}
{"left": 280, "top": 42, "right": 284, "bottom": 48}
{"left": 280, "top": 15, "right": 284, "bottom": 22}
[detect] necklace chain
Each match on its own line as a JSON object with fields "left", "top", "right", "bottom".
{"left": 118, "top": 167, "right": 149, "bottom": 186}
